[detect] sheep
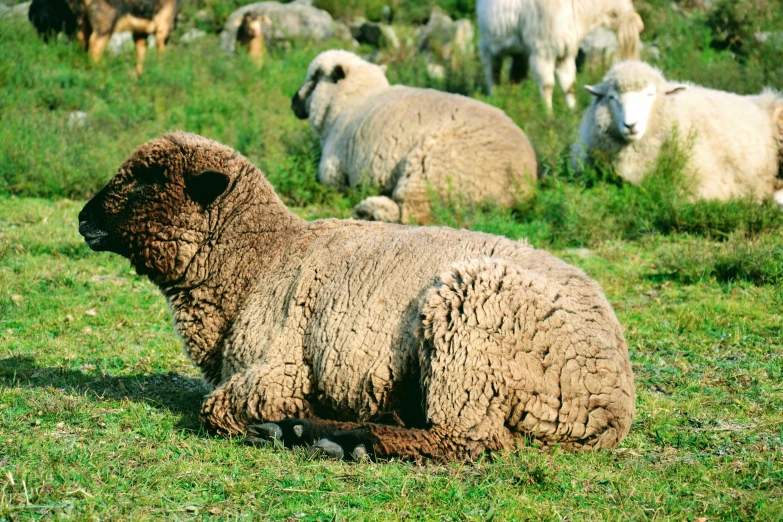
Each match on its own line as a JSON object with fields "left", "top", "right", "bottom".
{"left": 572, "top": 61, "right": 783, "bottom": 206}
{"left": 78, "top": 131, "right": 636, "bottom": 461}
{"left": 477, "top": 0, "right": 644, "bottom": 110}
{"left": 291, "top": 50, "right": 539, "bottom": 224}
{"left": 235, "top": 11, "right": 272, "bottom": 64}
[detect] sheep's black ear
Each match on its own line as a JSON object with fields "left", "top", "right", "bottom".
{"left": 187, "top": 169, "right": 230, "bottom": 206}
{"left": 330, "top": 64, "right": 346, "bottom": 82}
{"left": 665, "top": 85, "right": 687, "bottom": 96}
{"left": 585, "top": 84, "right": 606, "bottom": 98}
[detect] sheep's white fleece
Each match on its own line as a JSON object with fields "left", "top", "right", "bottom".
{"left": 477, "top": 0, "right": 642, "bottom": 109}
{"left": 573, "top": 61, "right": 783, "bottom": 204}
{"left": 293, "top": 50, "right": 538, "bottom": 223}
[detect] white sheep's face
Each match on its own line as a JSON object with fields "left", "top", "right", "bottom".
{"left": 586, "top": 81, "right": 689, "bottom": 143}
{"left": 607, "top": 84, "right": 657, "bottom": 142}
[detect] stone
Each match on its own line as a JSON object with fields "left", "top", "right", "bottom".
{"left": 180, "top": 28, "right": 206, "bottom": 44}
{"left": 416, "top": 8, "right": 474, "bottom": 61}
{"left": 108, "top": 31, "right": 134, "bottom": 56}
{"left": 351, "top": 20, "right": 399, "bottom": 50}
{"left": 67, "top": 111, "right": 88, "bottom": 129}
{"left": 0, "top": 1, "right": 31, "bottom": 20}
{"left": 219, "top": 1, "right": 347, "bottom": 54}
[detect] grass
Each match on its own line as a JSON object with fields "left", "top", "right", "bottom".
{"left": 1, "top": 0, "right": 783, "bottom": 519}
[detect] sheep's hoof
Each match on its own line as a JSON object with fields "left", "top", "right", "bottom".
{"left": 310, "top": 438, "right": 345, "bottom": 460}
{"left": 243, "top": 435, "right": 273, "bottom": 447}
{"left": 247, "top": 422, "right": 283, "bottom": 441}
{"left": 351, "top": 444, "right": 370, "bottom": 461}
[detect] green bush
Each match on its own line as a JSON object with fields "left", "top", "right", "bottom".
{"left": 655, "top": 232, "right": 783, "bottom": 285}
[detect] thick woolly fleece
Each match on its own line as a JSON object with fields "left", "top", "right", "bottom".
{"left": 573, "top": 61, "right": 783, "bottom": 204}
{"left": 79, "top": 132, "right": 635, "bottom": 461}
{"left": 293, "top": 50, "right": 538, "bottom": 224}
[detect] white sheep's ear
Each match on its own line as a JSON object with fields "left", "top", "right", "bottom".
{"left": 585, "top": 84, "right": 606, "bottom": 98}
{"left": 665, "top": 85, "right": 687, "bottom": 96}
{"left": 187, "top": 169, "right": 231, "bottom": 206}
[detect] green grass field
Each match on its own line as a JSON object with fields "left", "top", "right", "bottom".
{"left": 1, "top": 0, "right": 783, "bottom": 519}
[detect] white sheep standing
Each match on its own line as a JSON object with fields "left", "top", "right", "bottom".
{"left": 291, "top": 50, "right": 539, "bottom": 224}
{"left": 477, "top": 0, "right": 644, "bottom": 110}
{"left": 572, "top": 60, "right": 783, "bottom": 206}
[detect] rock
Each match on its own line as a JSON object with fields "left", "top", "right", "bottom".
{"left": 380, "top": 5, "right": 392, "bottom": 24}
{"left": 579, "top": 27, "right": 619, "bottom": 63}
{"left": 108, "top": 31, "right": 134, "bottom": 56}
{"left": 180, "top": 28, "right": 206, "bottom": 44}
{"left": 194, "top": 9, "right": 212, "bottom": 25}
{"left": 426, "top": 62, "right": 446, "bottom": 80}
{"left": 564, "top": 248, "right": 592, "bottom": 259}
{"left": 416, "top": 8, "right": 474, "bottom": 61}
{"left": 643, "top": 43, "right": 660, "bottom": 61}
{"left": 67, "top": 111, "right": 88, "bottom": 129}
{"left": 0, "top": 1, "right": 30, "bottom": 20}
{"left": 578, "top": 28, "right": 659, "bottom": 68}
{"left": 108, "top": 31, "right": 156, "bottom": 55}
{"left": 350, "top": 20, "right": 399, "bottom": 50}
{"left": 220, "top": 1, "right": 347, "bottom": 54}
{"left": 756, "top": 31, "right": 783, "bottom": 46}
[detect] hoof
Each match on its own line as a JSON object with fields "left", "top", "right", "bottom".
{"left": 243, "top": 435, "right": 272, "bottom": 447}
{"left": 351, "top": 444, "right": 370, "bottom": 461}
{"left": 310, "top": 438, "right": 345, "bottom": 460}
{"left": 248, "top": 422, "right": 283, "bottom": 441}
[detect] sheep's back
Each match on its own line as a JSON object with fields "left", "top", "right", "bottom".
{"left": 477, "top": 0, "right": 579, "bottom": 58}
{"left": 268, "top": 220, "right": 600, "bottom": 420}
{"left": 665, "top": 86, "right": 780, "bottom": 200}
{"left": 333, "top": 86, "right": 537, "bottom": 198}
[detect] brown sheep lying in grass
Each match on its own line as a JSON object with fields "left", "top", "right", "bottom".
{"left": 78, "top": 132, "right": 636, "bottom": 461}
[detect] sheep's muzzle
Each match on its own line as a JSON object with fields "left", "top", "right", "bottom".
{"left": 78, "top": 190, "right": 118, "bottom": 253}
{"left": 291, "top": 91, "right": 309, "bottom": 120}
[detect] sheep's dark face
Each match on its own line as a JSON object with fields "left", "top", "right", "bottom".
{"left": 78, "top": 135, "right": 232, "bottom": 282}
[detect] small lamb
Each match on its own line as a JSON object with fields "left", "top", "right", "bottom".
{"left": 572, "top": 61, "right": 783, "bottom": 206}
{"left": 292, "top": 50, "right": 539, "bottom": 224}
{"left": 78, "top": 132, "right": 635, "bottom": 461}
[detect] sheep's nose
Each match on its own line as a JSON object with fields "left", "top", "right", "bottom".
{"left": 624, "top": 121, "right": 638, "bottom": 132}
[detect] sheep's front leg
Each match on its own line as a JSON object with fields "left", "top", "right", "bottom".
{"left": 530, "top": 54, "right": 556, "bottom": 111}
{"left": 479, "top": 40, "right": 502, "bottom": 93}
{"left": 774, "top": 189, "right": 783, "bottom": 209}
{"left": 555, "top": 56, "right": 578, "bottom": 110}
{"left": 133, "top": 33, "right": 147, "bottom": 76}
{"left": 201, "top": 362, "right": 312, "bottom": 435}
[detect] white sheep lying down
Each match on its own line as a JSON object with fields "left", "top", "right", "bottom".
{"left": 477, "top": 0, "right": 644, "bottom": 110}
{"left": 292, "top": 50, "right": 539, "bottom": 224}
{"left": 572, "top": 61, "right": 783, "bottom": 206}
